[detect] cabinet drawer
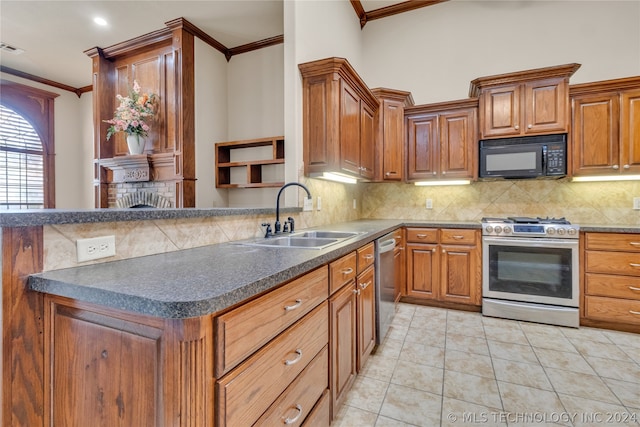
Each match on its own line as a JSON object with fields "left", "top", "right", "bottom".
{"left": 392, "top": 228, "right": 405, "bottom": 249}
{"left": 357, "top": 242, "right": 375, "bottom": 273}
{"left": 330, "top": 252, "right": 357, "bottom": 295}
{"left": 406, "top": 228, "right": 438, "bottom": 243}
{"left": 255, "top": 346, "right": 328, "bottom": 426}
{"left": 440, "top": 229, "right": 477, "bottom": 245}
{"left": 585, "top": 233, "right": 640, "bottom": 252}
{"left": 585, "top": 251, "right": 640, "bottom": 277}
{"left": 584, "top": 295, "right": 640, "bottom": 326}
{"left": 215, "top": 267, "right": 328, "bottom": 377}
{"left": 585, "top": 273, "right": 640, "bottom": 301}
{"left": 216, "top": 302, "right": 329, "bottom": 427}
{"left": 302, "top": 389, "right": 330, "bottom": 427}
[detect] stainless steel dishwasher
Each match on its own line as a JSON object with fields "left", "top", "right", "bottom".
{"left": 375, "top": 231, "right": 396, "bottom": 344}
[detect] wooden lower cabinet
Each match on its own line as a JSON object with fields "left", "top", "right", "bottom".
{"left": 405, "top": 228, "right": 481, "bottom": 306}
{"left": 582, "top": 232, "right": 640, "bottom": 331}
{"left": 393, "top": 228, "right": 406, "bottom": 303}
{"left": 357, "top": 264, "right": 376, "bottom": 371}
{"left": 45, "top": 296, "right": 213, "bottom": 427}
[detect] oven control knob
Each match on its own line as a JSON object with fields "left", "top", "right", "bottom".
{"left": 547, "top": 228, "right": 556, "bottom": 235}
{"left": 567, "top": 228, "right": 577, "bottom": 235}
{"left": 557, "top": 228, "right": 566, "bottom": 235}
{"left": 494, "top": 226, "right": 503, "bottom": 234}
{"left": 485, "top": 225, "right": 494, "bottom": 233}
{"left": 503, "top": 226, "right": 512, "bottom": 234}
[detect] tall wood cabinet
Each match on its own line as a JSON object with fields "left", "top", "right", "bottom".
{"left": 469, "top": 64, "right": 581, "bottom": 140}
{"left": 371, "top": 88, "right": 414, "bottom": 181}
{"left": 405, "top": 228, "right": 481, "bottom": 307}
{"left": 570, "top": 77, "right": 640, "bottom": 177}
{"left": 299, "top": 57, "right": 379, "bottom": 181}
{"left": 405, "top": 99, "right": 478, "bottom": 181}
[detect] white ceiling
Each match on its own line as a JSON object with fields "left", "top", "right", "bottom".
{"left": 0, "top": 1, "right": 406, "bottom": 90}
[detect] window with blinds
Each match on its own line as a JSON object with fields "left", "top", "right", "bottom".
{"left": 0, "top": 104, "right": 44, "bottom": 209}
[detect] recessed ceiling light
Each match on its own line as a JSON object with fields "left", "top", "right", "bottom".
{"left": 93, "top": 17, "right": 108, "bottom": 26}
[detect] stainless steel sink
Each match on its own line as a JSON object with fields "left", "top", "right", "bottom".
{"left": 235, "top": 230, "right": 363, "bottom": 249}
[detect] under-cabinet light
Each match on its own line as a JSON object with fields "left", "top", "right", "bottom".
{"left": 317, "top": 172, "right": 358, "bottom": 184}
{"left": 572, "top": 175, "right": 640, "bottom": 182}
{"left": 414, "top": 180, "right": 471, "bottom": 186}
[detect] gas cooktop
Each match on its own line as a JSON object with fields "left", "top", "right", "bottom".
{"left": 481, "top": 216, "right": 578, "bottom": 238}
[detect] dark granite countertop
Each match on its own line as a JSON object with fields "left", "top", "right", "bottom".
{"left": 28, "top": 219, "right": 480, "bottom": 319}
{"left": 0, "top": 206, "right": 301, "bottom": 227}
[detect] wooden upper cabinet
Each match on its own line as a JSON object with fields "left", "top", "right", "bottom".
{"left": 570, "top": 77, "right": 640, "bottom": 176}
{"left": 469, "top": 64, "right": 581, "bottom": 140}
{"left": 371, "top": 88, "right": 415, "bottom": 182}
{"left": 405, "top": 99, "right": 478, "bottom": 181}
{"left": 299, "top": 57, "right": 379, "bottom": 181}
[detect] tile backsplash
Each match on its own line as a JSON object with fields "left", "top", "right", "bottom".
{"left": 361, "top": 179, "right": 640, "bottom": 225}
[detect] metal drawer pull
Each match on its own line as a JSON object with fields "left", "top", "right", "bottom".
{"left": 360, "top": 280, "right": 372, "bottom": 290}
{"left": 353, "top": 289, "right": 361, "bottom": 295}
{"left": 630, "top": 242, "right": 640, "bottom": 247}
{"left": 452, "top": 235, "right": 464, "bottom": 240}
{"left": 284, "top": 299, "right": 302, "bottom": 311}
{"left": 630, "top": 310, "right": 640, "bottom": 315}
{"left": 341, "top": 267, "right": 354, "bottom": 275}
{"left": 283, "top": 404, "right": 303, "bottom": 425}
{"left": 284, "top": 349, "right": 303, "bottom": 366}
{"left": 629, "top": 286, "right": 640, "bottom": 291}
{"left": 630, "top": 263, "right": 640, "bottom": 268}
{"left": 416, "top": 234, "right": 427, "bottom": 238}
{"left": 364, "top": 254, "right": 374, "bottom": 260}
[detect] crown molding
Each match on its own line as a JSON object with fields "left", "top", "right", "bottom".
{"left": 351, "top": 0, "right": 449, "bottom": 28}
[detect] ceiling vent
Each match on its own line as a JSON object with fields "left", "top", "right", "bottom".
{"left": 0, "top": 43, "right": 25, "bottom": 55}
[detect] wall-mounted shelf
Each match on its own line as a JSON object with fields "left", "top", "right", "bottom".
{"left": 215, "top": 136, "right": 285, "bottom": 188}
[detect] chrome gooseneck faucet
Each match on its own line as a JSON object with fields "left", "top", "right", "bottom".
{"left": 262, "top": 182, "right": 311, "bottom": 237}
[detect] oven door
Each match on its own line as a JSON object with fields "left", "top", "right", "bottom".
{"left": 482, "top": 236, "right": 579, "bottom": 307}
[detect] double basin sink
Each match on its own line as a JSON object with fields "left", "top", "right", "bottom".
{"left": 237, "top": 230, "right": 363, "bottom": 250}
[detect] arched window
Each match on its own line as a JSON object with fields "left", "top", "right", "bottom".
{"left": 0, "top": 80, "right": 57, "bottom": 208}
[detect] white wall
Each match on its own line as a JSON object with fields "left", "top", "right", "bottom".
{"left": 361, "top": 0, "right": 640, "bottom": 104}
{"left": 0, "top": 72, "right": 94, "bottom": 209}
{"left": 194, "top": 38, "right": 229, "bottom": 208}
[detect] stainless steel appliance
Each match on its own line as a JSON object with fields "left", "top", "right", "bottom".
{"left": 375, "top": 232, "right": 397, "bottom": 344}
{"left": 479, "top": 134, "right": 567, "bottom": 179}
{"left": 482, "top": 217, "right": 579, "bottom": 327}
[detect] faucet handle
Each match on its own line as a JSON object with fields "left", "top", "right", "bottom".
{"left": 282, "top": 222, "right": 289, "bottom": 233}
{"left": 261, "top": 222, "right": 273, "bottom": 238}
{"left": 287, "top": 217, "right": 295, "bottom": 233}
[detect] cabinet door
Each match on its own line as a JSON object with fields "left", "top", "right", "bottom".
{"left": 571, "top": 93, "right": 620, "bottom": 176}
{"left": 340, "top": 82, "right": 361, "bottom": 176}
{"left": 406, "top": 114, "right": 438, "bottom": 180}
{"left": 524, "top": 78, "right": 568, "bottom": 135}
{"left": 360, "top": 102, "right": 376, "bottom": 179}
{"left": 393, "top": 229, "right": 406, "bottom": 303}
{"left": 620, "top": 89, "right": 640, "bottom": 174}
{"left": 439, "top": 108, "right": 477, "bottom": 179}
{"left": 329, "top": 282, "right": 357, "bottom": 418}
{"left": 480, "top": 84, "right": 521, "bottom": 138}
{"left": 406, "top": 243, "right": 439, "bottom": 299}
{"left": 381, "top": 99, "right": 405, "bottom": 181}
{"left": 356, "top": 265, "right": 376, "bottom": 372}
{"left": 440, "top": 244, "right": 481, "bottom": 305}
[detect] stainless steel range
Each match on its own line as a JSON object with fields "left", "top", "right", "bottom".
{"left": 482, "top": 217, "right": 580, "bottom": 328}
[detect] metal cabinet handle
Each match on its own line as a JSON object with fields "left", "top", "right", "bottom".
{"left": 416, "top": 234, "right": 427, "bottom": 239}
{"left": 284, "top": 349, "right": 303, "bottom": 366}
{"left": 352, "top": 288, "right": 361, "bottom": 295}
{"left": 442, "top": 171, "right": 446, "bottom": 175}
{"left": 341, "top": 267, "right": 354, "bottom": 275}
{"left": 515, "top": 125, "right": 520, "bottom": 130}
{"left": 452, "top": 235, "right": 464, "bottom": 240}
{"left": 442, "top": 249, "right": 446, "bottom": 253}
{"left": 630, "top": 242, "right": 640, "bottom": 247}
{"left": 613, "top": 164, "right": 620, "bottom": 170}
{"left": 630, "top": 310, "right": 640, "bottom": 315}
{"left": 432, "top": 171, "right": 437, "bottom": 175}
{"left": 284, "top": 299, "right": 302, "bottom": 311}
{"left": 360, "top": 280, "right": 372, "bottom": 290}
{"left": 630, "top": 263, "right": 640, "bottom": 268}
{"left": 624, "top": 164, "right": 630, "bottom": 169}
{"left": 432, "top": 248, "right": 436, "bottom": 252}
{"left": 364, "top": 254, "right": 374, "bottom": 261}
{"left": 528, "top": 124, "right": 532, "bottom": 129}
{"left": 629, "top": 286, "right": 640, "bottom": 291}
{"left": 283, "top": 404, "right": 303, "bottom": 425}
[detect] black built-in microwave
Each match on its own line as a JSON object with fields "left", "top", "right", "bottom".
{"left": 479, "top": 134, "right": 567, "bottom": 179}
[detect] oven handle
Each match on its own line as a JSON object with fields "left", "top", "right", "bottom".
{"left": 482, "top": 236, "right": 579, "bottom": 248}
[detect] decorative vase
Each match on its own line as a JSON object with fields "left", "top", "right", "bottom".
{"left": 126, "top": 134, "right": 146, "bottom": 155}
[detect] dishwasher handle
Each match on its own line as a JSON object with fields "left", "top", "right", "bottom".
{"left": 378, "top": 238, "right": 396, "bottom": 254}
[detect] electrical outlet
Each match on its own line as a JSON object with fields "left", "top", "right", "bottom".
{"left": 77, "top": 235, "right": 116, "bottom": 262}
{"left": 317, "top": 196, "right": 322, "bottom": 211}
{"left": 303, "top": 197, "right": 313, "bottom": 211}
{"left": 426, "top": 198, "right": 433, "bottom": 209}
{"left": 634, "top": 197, "right": 640, "bottom": 210}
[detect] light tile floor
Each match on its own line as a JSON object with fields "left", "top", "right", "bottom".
{"left": 333, "top": 303, "right": 640, "bottom": 427}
